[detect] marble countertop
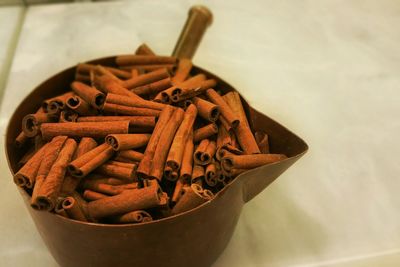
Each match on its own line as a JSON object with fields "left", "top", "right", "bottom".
{"left": 1, "top": 1, "right": 400, "bottom": 266}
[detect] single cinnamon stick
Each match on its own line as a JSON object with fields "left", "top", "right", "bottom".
{"left": 71, "top": 81, "right": 105, "bottom": 109}
{"left": 94, "top": 74, "right": 140, "bottom": 99}
{"left": 223, "top": 91, "right": 260, "bottom": 154}
{"left": 255, "top": 131, "right": 270, "bottom": 154}
{"left": 172, "top": 58, "right": 192, "bottom": 84}
{"left": 120, "top": 64, "right": 174, "bottom": 72}
{"left": 68, "top": 143, "right": 114, "bottom": 178}
{"left": 83, "top": 190, "right": 108, "bottom": 201}
{"left": 131, "top": 68, "right": 140, "bottom": 78}
{"left": 54, "top": 197, "right": 68, "bottom": 217}
{"left": 105, "top": 133, "right": 151, "bottom": 151}
{"left": 75, "top": 73, "right": 91, "bottom": 83}
{"left": 193, "top": 123, "right": 218, "bottom": 143}
{"left": 81, "top": 175, "right": 126, "bottom": 187}
{"left": 105, "top": 92, "right": 165, "bottom": 111}
{"left": 111, "top": 210, "right": 153, "bottom": 224}
{"left": 137, "top": 105, "right": 175, "bottom": 178}
{"left": 87, "top": 182, "right": 163, "bottom": 219}
{"left": 205, "top": 162, "right": 218, "bottom": 187}
{"left": 102, "top": 103, "right": 161, "bottom": 117}
{"left": 59, "top": 110, "right": 78, "bottom": 122}
{"left": 123, "top": 68, "right": 170, "bottom": 89}
{"left": 22, "top": 111, "right": 57, "bottom": 137}
{"left": 221, "top": 154, "right": 287, "bottom": 171}
{"left": 15, "top": 131, "right": 29, "bottom": 148}
{"left": 31, "top": 136, "right": 68, "bottom": 209}
{"left": 116, "top": 55, "right": 177, "bottom": 66}
{"left": 62, "top": 196, "right": 88, "bottom": 222}
{"left": 175, "top": 79, "right": 217, "bottom": 102}
{"left": 160, "top": 74, "right": 206, "bottom": 102}
{"left": 41, "top": 121, "right": 130, "bottom": 140}
{"left": 179, "top": 131, "right": 194, "bottom": 182}
{"left": 205, "top": 89, "right": 240, "bottom": 128}
{"left": 192, "top": 96, "right": 219, "bottom": 122}
{"left": 191, "top": 164, "right": 205, "bottom": 185}
{"left": 171, "top": 178, "right": 185, "bottom": 203}
{"left": 166, "top": 104, "right": 197, "bottom": 170}
{"left": 76, "top": 63, "right": 131, "bottom": 79}
{"left": 149, "top": 108, "right": 185, "bottom": 180}
{"left": 35, "top": 138, "right": 77, "bottom": 210}
{"left": 164, "top": 166, "right": 179, "bottom": 181}
{"left": 66, "top": 95, "right": 97, "bottom": 116}
{"left": 82, "top": 182, "right": 139, "bottom": 196}
{"left": 14, "top": 143, "right": 49, "bottom": 188}
{"left": 95, "top": 162, "right": 136, "bottom": 181}
{"left": 77, "top": 115, "right": 155, "bottom": 128}
{"left": 116, "top": 150, "right": 144, "bottom": 162}
{"left": 130, "top": 77, "right": 172, "bottom": 96}
{"left": 171, "top": 184, "right": 213, "bottom": 215}
{"left": 135, "top": 43, "right": 156, "bottom": 55}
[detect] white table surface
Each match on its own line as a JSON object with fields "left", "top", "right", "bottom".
{"left": 1, "top": 1, "right": 400, "bottom": 266}
{"left": 0, "top": 6, "right": 24, "bottom": 97}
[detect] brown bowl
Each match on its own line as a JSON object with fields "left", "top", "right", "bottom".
{"left": 5, "top": 56, "right": 308, "bottom": 267}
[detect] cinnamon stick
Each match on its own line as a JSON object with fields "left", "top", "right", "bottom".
{"left": 205, "top": 162, "right": 218, "bottom": 187}
{"left": 166, "top": 104, "right": 197, "bottom": 170}
{"left": 131, "top": 77, "right": 172, "bottom": 96}
{"left": 179, "top": 131, "right": 194, "bottom": 182}
{"left": 71, "top": 81, "right": 105, "bottom": 109}
{"left": 171, "top": 184, "right": 213, "bottom": 215}
{"left": 123, "top": 68, "right": 170, "bottom": 89}
{"left": 42, "top": 92, "right": 74, "bottom": 114}
{"left": 62, "top": 196, "right": 88, "bottom": 222}
{"left": 205, "top": 89, "right": 240, "bottom": 128}
{"left": 223, "top": 91, "right": 260, "bottom": 154}
{"left": 105, "top": 134, "right": 151, "bottom": 151}
{"left": 15, "top": 131, "right": 29, "bottom": 148}
{"left": 193, "top": 123, "right": 218, "bottom": 142}
{"left": 66, "top": 95, "right": 97, "bottom": 116}
{"left": 116, "top": 55, "right": 177, "bottom": 66}
{"left": 172, "top": 58, "right": 192, "bottom": 84}
{"left": 102, "top": 103, "right": 160, "bottom": 117}
{"left": 192, "top": 96, "right": 219, "bottom": 122}
{"left": 105, "top": 92, "right": 165, "bottom": 111}
{"left": 77, "top": 115, "right": 156, "bottom": 128}
{"left": 149, "top": 108, "right": 185, "bottom": 180}
{"left": 115, "top": 150, "right": 144, "bottom": 162}
{"left": 41, "top": 121, "right": 130, "bottom": 140}
{"left": 87, "top": 182, "right": 163, "bottom": 219}
{"left": 111, "top": 210, "right": 153, "bottom": 224}
{"left": 14, "top": 143, "right": 49, "bottom": 188}
{"left": 83, "top": 190, "right": 108, "bottom": 201}
{"left": 135, "top": 43, "right": 156, "bottom": 55}
{"left": 221, "top": 154, "right": 287, "bottom": 172}
{"left": 61, "top": 137, "right": 98, "bottom": 194}
{"left": 95, "top": 161, "right": 136, "bottom": 181}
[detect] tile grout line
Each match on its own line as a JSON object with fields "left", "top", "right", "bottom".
{"left": 0, "top": 6, "right": 27, "bottom": 113}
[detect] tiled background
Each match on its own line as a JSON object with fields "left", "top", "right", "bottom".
{"left": 0, "top": 1, "right": 399, "bottom": 266}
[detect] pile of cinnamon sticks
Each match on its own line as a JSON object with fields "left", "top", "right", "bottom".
{"left": 13, "top": 44, "right": 287, "bottom": 224}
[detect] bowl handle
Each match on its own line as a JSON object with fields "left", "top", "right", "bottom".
{"left": 172, "top": 5, "right": 213, "bottom": 59}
